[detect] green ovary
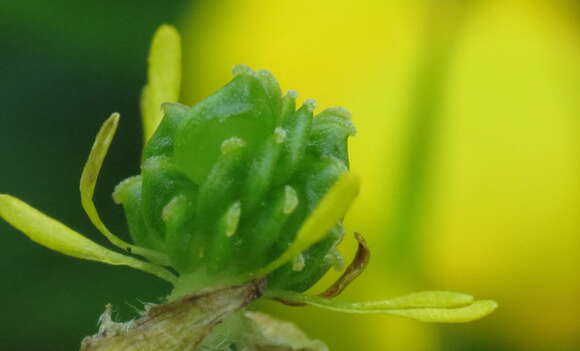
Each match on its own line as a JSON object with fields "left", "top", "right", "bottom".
{"left": 114, "top": 65, "right": 356, "bottom": 292}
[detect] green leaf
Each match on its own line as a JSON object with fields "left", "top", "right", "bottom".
{"left": 0, "top": 194, "right": 177, "bottom": 284}
{"left": 141, "top": 25, "right": 182, "bottom": 142}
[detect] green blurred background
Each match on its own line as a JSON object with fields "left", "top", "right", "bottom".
{"left": 1, "top": 0, "right": 578, "bottom": 350}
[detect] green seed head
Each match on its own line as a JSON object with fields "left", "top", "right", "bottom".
{"left": 114, "top": 65, "right": 355, "bottom": 292}
{"left": 0, "top": 28, "right": 496, "bottom": 340}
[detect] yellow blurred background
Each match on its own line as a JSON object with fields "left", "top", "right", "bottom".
{"left": 179, "top": 1, "right": 579, "bottom": 350}
{"left": 0, "top": 0, "right": 577, "bottom": 350}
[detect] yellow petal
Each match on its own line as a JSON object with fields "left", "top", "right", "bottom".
{"left": 141, "top": 24, "right": 182, "bottom": 142}
{"left": 253, "top": 172, "right": 360, "bottom": 278}
{"left": 80, "top": 113, "right": 169, "bottom": 265}
{"left": 0, "top": 194, "right": 177, "bottom": 284}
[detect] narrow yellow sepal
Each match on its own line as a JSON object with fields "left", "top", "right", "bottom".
{"left": 141, "top": 24, "right": 182, "bottom": 142}
{"left": 385, "top": 300, "right": 498, "bottom": 323}
{"left": 254, "top": 172, "right": 360, "bottom": 278}
{"left": 80, "top": 113, "right": 125, "bottom": 248}
{"left": 352, "top": 290, "right": 474, "bottom": 309}
{"left": 79, "top": 113, "right": 168, "bottom": 265}
{"left": 266, "top": 290, "right": 497, "bottom": 323}
{"left": 0, "top": 194, "right": 177, "bottom": 284}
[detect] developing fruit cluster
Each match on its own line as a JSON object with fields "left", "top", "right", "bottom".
{"left": 113, "top": 65, "right": 356, "bottom": 292}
